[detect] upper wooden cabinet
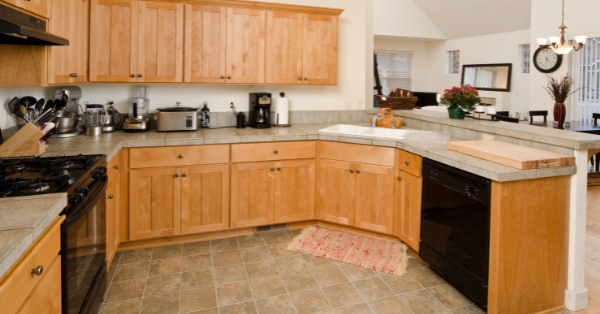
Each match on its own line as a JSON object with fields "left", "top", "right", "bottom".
{"left": 302, "top": 14, "right": 338, "bottom": 85}
{"left": 48, "top": 0, "right": 88, "bottom": 85}
{"left": 225, "top": 8, "right": 265, "bottom": 84}
{"left": 89, "top": 0, "right": 184, "bottom": 83}
{"left": 0, "top": 0, "right": 49, "bottom": 18}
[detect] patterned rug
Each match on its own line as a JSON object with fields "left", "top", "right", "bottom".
{"left": 287, "top": 226, "right": 408, "bottom": 276}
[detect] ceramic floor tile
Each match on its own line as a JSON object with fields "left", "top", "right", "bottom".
{"left": 212, "top": 250, "right": 243, "bottom": 267}
{"left": 368, "top": 296, "right": 412, "bottom": 314}
{"left": 100, "top": 298, "right": 141, "bottom": 314}
{"left": 213, "top": 264, "right": 247, "bottom": 285}
{"left": 335, "top": 303, "right": 374, "bottom": 314}
{"left": 240, "top": 246, "right": 271, "bottom": 263}
{"left": 379, "top": 273, "right": 423, "bottom": 294}
{"left": 105, "top": 279, "right": 145, "bottom": 303}
{"left": 107, "top": 265, "right": 117, "bottom": 282}
{"left": 148, "top": 257, "right": 181, "bottom": 277}
{"left": 286, "top": 229, "right": 303, "bottom": 239}
{"left": 181, "top": 269, "right": 214, "bottom": 290}
{"left": 180, "top": 287, "right": 217, "bottom": 313}
{"left": 218, "top": 301, "right": 258, "bottom": 314}
{"left": 338, "top": 264, "right": 378, "bottom": 281}
{"left": 151, "top": 244, "right": 181, "bottom": 260}
{"left": 210, "top": 238, "right": 239, "bottom": 252}
{"left": 450, "top": 304, "right": 486, "bottom": 314}
{"left": 183, "top": 241, "right": 211, "bottom": 256}
{"left": 236, "top": 234, "right": 266, "bottom": 248}
{"left": 406, "top": 252, "right": 427, "bottom": 270}
{"left": 186, "top": 309, "right": 218, "bottom": 314}
{"left": 311, "top": 266, "right": 349, "bottom": 287}
{"left": 144, "top": 273, "right": 180, "bottom": 296}
{"left": 301, "top": 254, "right": 336, "bottom": 270}
{"left": 289, "top": 288, "right": 332, "bottom": 314}
{"left": 352, "top": 277, "right": 395, "bottom": 302}
{"left": 119, "top": 248, "right": 152, "bottom": 265}
{"left": 216, "top": 281, "right": 253, "bottom": 306}
{"left": 112, "top": 262, "right": 149, "bottom": 282}
{"left": 281, "top": 270, "right": 319, "bottom": 293}
{"left": 321, "top": 282, "right": 364, "bottom": 308}
{"left": 274, "top": 255, "right": 308, "bottom": 274}
{"left": 255, "top": 295, "right": 296, "bottom": 314}
{"left": 139, "top": 292, "right": 179, "bottom": 314}
{"left": 261, "top": 231, "right": 291, "bottom": 244}
{"left": 267, "top": 243, "right": 299, "bottom": 258}
{"left": 408, "top": 268, "right": 447, "bottom": 288}
{"left": 249, "top": 275, "right": 287, "bottom": 299}
{"left": 245, "top": 259, "right": 279, "bottom": 279}
{"left": 428, "top": 284, "right": 473, "bottom": 309}
{"left": 398, "top": 290, "right": 447, "bottom": 314}
{"left": 182, "top": 254, "right": 212, "bottom": 271}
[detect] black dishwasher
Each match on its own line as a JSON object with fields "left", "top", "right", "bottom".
{"left": 420, "top": 159, "right": 491, "bottom": 310}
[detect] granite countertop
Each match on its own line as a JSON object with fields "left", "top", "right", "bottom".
{"left": 41, "top": 123, "right": 576, "bottom": 182}
{"left": 0, "top": 194, "right": 67, "bottom": 278}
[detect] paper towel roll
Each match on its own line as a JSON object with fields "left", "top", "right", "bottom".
{"left": 274, "top": 97, "right": 289, "bottom": 125}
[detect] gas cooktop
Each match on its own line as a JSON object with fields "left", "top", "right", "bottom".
{"left": 0, "top": 154, "right": 104, "bottom": 198}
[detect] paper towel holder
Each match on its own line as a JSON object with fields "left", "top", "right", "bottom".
{"left": 273, "top": 92, "right": 291, "bottom": 127}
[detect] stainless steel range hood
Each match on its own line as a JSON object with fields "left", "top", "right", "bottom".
{"left": 0, "top": 4, "right": 68, "bottom": 46}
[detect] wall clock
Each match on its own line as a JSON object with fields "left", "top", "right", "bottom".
{"left": 533, "top": 47, "right": 563, "bottom": 73}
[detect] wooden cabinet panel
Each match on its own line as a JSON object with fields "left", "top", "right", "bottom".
{"left": 225, "top": 8, "right": 265, "bottom": 84}
{"left": 0, "top": 0, "right": 49, "bottom": 18}
{"left": 48, "top": 0, "right": 88, "bottom": 85}
{"left": 319, "top": 141, "right": 395, "bottom": 167}
{"left": 231, "top": 141, "right": 316, "bottom": 163}
{"left": 397, "top": 149, "right": 422, "bottom": 177}
{"left": 316, "top": 159, "right": 355, "bottom": 226}
{"left": 231, "top": 162, "right": 274, "bottom": 228}
{"left": 137, "top": 1, "right": 183, "bottom": 83}
{"left": 394, "top": 170, "right": 422, "bottom": 251}
{"left": 16, "top": 255, "right": 61, "bottom": 314}
{"left": 184, "top": 4, "right": 227, "bottom": 83}
{"left": 107, "top": 151, "right": 122, "bottom": 184}
{"left": 274, "top": 160, "right": 315, "bottom": 223}
{"left": 129, "top": 167, "right": 181, "bottom": 240}
{"left": 181, "top": 165, "right": 230, "bottom": 234}
{"left": 265, "top": 11, "right": 303, "bottom": 84}
{"left": 129, "top": 145, "right": 229, "bottom": 168}
{"left": 303, "top": 14, "right": 338, "bottom": 85}
{"left": 89, "top": 0, "right": 138, "bottom": 82}
{"left": 355, "top": 164, "right": 394, "bottom": 234}
{"left": 106, "top": 173, "right": 120, "bottom": 268}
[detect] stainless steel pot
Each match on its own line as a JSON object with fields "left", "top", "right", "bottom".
{"left": 56, "top": 112, "right": 81, "bottom": 134}
{"left": 85, "top": 126, "right": 103, "bottom": 136}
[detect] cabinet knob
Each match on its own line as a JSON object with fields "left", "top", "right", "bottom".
{"left": 114, "top": 165, "right": 119, "bottom": 170}
{"left": 397, "top": 176, "right": 402, "bottom": 181}
{"left": 304, "top": 77, "right": 308, "bottom": 81}
{"left": 349, "top": 169, "right": 354, "bottom": 173}
{"left": 405, "top": 161, "right": 410, "bottom": 165}
{"left": 108, "top": 194, "right": 114, "bottom": 199}
{"left": 179, "top": 154, "right": 184, "bottom": 158}
{"left": 276, "top": 167, "right": 281, "bottom": 171}
{"left": 31, "top": 266, "right": 43, "bottom": 276}
{"left": 183, "top": 173, "right": 188, "bottom": 177}
{"left": 138, "top": 74, "right": 143, "bottom": 78}
{"left": 270, "top": 167, "right": 274, "bottom": 171}
{"left": 131, "top": 74, "right": 136, "bottom": 78}
{"left": 298, "top": 77, "right": 302, "bottom": 80}
{"left": 221, "top": 75, "right": 225, "bottom": 79}
{"left": 227, "top": 75, "right": 231, "bottom": 79}
{"left": 273, "top": 150, "right": 278, "bottom": 154}
{"left": 70, "top": 73, "right": 78, "bottom": 77}
{"left": 356, "top": 170, "right": 360, "bottom": 174}
{"left": 175, "top": 173, "right": 180, "bottom": 177}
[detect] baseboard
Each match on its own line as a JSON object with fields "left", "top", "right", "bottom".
{"left": 565, "top": 288, "right": 589, "bottom": 311}
{"left": 118, "top": 227, "right": 254, "bottom": 251}
{"left": 535, "top": 305, "right": 567, "bottom": 314}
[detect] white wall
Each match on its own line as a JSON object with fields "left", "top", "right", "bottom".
{"left": 0, "top": 0, "right": 373, "bottom": 129}
{"left": 374, "top": 38, "right": 430, "bottom": 92}
{"left": 373, "top": 0, "right": 445, "bottom": 40}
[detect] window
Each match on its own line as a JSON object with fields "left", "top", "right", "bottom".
{"left": 448, "top": 51, "right": 460, "bottom": 74}
{"left": 578, "top": 37, "right": 600, "bottom": 120}
{"left": 521, "top": 44, "right": 530, "bottom": 74}
{"left": 376, "top": 51, "right": 413, "bottom": 95}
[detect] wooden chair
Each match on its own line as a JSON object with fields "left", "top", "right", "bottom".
{"left": 495, "top": 115, "right": 520, "bottom": 123}
{"left": 529, "top": 110, "right": 548, "bottom": 124}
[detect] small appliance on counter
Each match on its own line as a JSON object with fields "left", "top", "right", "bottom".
{"left": 155, "top": 102, "right": 199, "bottom": 132}
{"left": 249, "top": 93, "right": 272, "bottom": 129}
{"left": 273, "top": 92, "right": 290, "bottom": 127}
{"left": 52, "top": 86, "right": 85, "bottom": 138}
{"left": 200, "top": 102, "right": 210, "bottom": 128}
{"left": 124, "top": 85, "right": 150, "bottom": 132}
{"left": 103, "top": 102, "right": 123, "bottom": 133}
{"left": 82, "top": 102, "right": 105, "bottom": 136}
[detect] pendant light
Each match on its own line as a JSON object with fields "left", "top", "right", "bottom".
{"left": 536, "top": 0, "right": 586, "bottom": 55}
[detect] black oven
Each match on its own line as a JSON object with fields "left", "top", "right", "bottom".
{"left": 419, "top": 159, "right": 491, "bottom": 310}
{"left": 61, "top": 161, "right": 108, "bottom": 314}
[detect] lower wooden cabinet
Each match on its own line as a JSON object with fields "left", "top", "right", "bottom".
{"left": 316, "top": 159, "right": 355, "bottom": 226}
{"left": 274, "top": 160, "right": 315, "bottom": 223}
{"left": 394, "top": 170, "right": 422, "bottom": 251}
{"left": 106, "top": 173, "right": 120, "bottom": 268}
{"left": 16, "top": 255, "right": 61, "bottom": 314}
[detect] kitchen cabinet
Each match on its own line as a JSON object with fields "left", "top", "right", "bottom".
{"left": 47, "top": 0, "right": 88, "bottom": 85}
{"left": 302, "top": 14, "right": 338, "bottom": 85}
{"left": 0, "top": 0, "right": 49, "bottom": 18}
{"left": 16, "top": 255, "right": 61, "bottom": 314}
{"left": 394, "top": 170, "right": 422, "bottom": 251}
{"left": 225, "top": 8, "right": 266, "bottom": 84}
{"left": 265, "top": 11, "right": 303, "bottom": 84}
{"left": 274, "top": 160, "right": 315, "bottom": 223}
{"left": 316, "top": 159, "right": 356, "bottom": 226}
{"left": 355, "top": 164, "right": 395, "bottom": 234}
{"left": 129, "top": 167, "right": 181, "bottom": 241}
{"left": 89, "top": 0, "right": 184, "bottom": 83}
{"left": 106, "top": 172, "right": 120, "bottom": 268}
{"left": 230, "top": 162, "right": 274, "bottom": 228}
{"left": 181, "top": 165, "right": 230, "bottom": 234}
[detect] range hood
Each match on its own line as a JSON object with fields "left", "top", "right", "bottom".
{"left": 0, "top": 4, "right": 68, "bottom": 46}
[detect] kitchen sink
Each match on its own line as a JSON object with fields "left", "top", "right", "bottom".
{"left": 361, "top": 127, "right": 409, "bottom": 139}
{"left": 319, "top": 124, "right": 449, "bottom": 142}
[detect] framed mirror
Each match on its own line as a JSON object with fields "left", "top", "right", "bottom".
{"left": 460, "top": 63, "right": 512, "bottom": 92}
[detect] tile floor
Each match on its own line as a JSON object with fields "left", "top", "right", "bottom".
{"left": 100, "top": 230, "right": 565, "bottom": 314}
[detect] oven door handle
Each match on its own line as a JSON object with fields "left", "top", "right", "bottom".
{"left": 64, "top": 175, "right": 108, "bottom": 228}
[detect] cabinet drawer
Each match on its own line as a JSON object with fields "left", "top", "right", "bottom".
{"left": 397, "top": 149, "right": 422, "bottom": 177}
{"left": 319, "top": 141, "right": 395, "bottom": 167}
{"left": 130, "top": 145, "right": 230, "bottom": 168}
{"left": 232, "top": 141, "right": 316, "bottom": 163}
{"left": 16, "top": 255, "right": 61, "bottom": 314}
{"left": 107, "top": 150, "right": 122, "bottom": 184}
{"left": 0, "top": 215, "right": 64, "bottom": 314}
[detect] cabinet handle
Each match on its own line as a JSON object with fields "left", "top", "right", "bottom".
{"left": 397, "top": 176, "right": 402, "bottom": 181}
{"left": 108, "top": 194, "right": 114, "bottom": 199}
{"left": 349, "top": 169, "right": 354, "bottom": 173}
{"left": 138, "top": 74, "right": 143, "bottom": 78}
{"left": 179, "top": 154, "right": 184, "bottom": 158}
{"left": 221, "top": 75, "right": 225, "bottom": 79}
{"left": 276, "top": 167, "right": 281, "bottom": 171}
{"left": 31, "top": 266, "right": 43, "bottom": 276}
{"left": 131, "top": 74, "right": 136, "bottom": 78}
{"left": 114, "top": 165, "right": 119, "bottom": 170}
{"left": 405, "top": 161, "right": 410, "bottom": 165}
{"left": 175, "top": 173, "right": 180, "bottom": 177}
{"left": 298, "top": 77, "right": 302, "bottom": 80}
{"left": 227, "top": 75, "right": 231, "bottom": 79}
{"left": 273, "top": 150, "right": 278, "bottom": 154}
{"left": 356, "top": 170, "right": 361, "bottom": 174}
{"left": 304, "top": 77, "right": 308, "bottom": 80}
{"left": 270, "top": 167, "right": 274, "bottom": 171}
{"left": 183, "top": 173, "right": 188, "bottom": 177}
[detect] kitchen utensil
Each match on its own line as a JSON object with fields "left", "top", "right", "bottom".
{"left": 39, "top": 126, "right": 58, "bottom": 143}
{"left": 0, "top": 122, "right": 45, "bottom": 157}
{"left": 9, "top": 97, "right": 29, "bottom": 123}
{"left": 249, "top": 93, "right": 271, "bottom": 129}
{"left": 19, "top": 96, "right": 36, "bottom": 109}
{"left": 35, "top": 98, "right": 45, "bottom": 114}
{"left": 103, "top": 103, "right": 122, "bottom": 132}
{"left": 41, "top": 122, "right": 55, "bottom": 134}
{"left": 33, "top": 109, "right": 53, "bottom": 127}
{"left": 85, "top": 126, "right": 103, "bottom": 136}
{"left": 27, "top": 108, "right": 36, "bottom": 121}
{"left": 156, "top": 102, "right": 199, "bottom": 132}
{"left": 43, "top": 99, "right": 54, "bottom": 112}
{"left": 55, "top": 112, "right": 80, "bottom": 134}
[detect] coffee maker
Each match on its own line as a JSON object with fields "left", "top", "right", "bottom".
{"left": 248, "top": 93, "right": 272, "bottom": 129}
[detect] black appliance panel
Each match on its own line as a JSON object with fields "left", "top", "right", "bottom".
{"left": 248, "top": 93, "right": 272, "bottom": 129}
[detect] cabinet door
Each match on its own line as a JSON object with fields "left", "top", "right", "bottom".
{"left": 16, "top": 255, "right": 61, "bottom": 314}
{"left": 303, "top": 14, "right": 338, "bottom": 85}
{"left": 394, "top": 171, "right": 422, "bottom": 251}
{"left": 265, "top": 11, "right": 303, "bottom": 84}
{"left": 129, "top": 167, "right": 181, "bottom": 240}
{"left": 106, "top": 173, "right": 120, "bottom": 268}
{"left": 274, "top": 160, "right": 315, "bottom": 223}
{"left": 355, "top": 164, "right": 395, "bottom": 234}
{"left": 316, "top": 159, "right": 355, "bottom": 226}
{"left": 1, "top": 0, "right": 49, "bottom": 18}
{"left": 184, "top": 4, "right": 227, "bottom": 83}
{"left": 137, "top": 1, "right": 184, "bottom": 83}
{"left": 48, "top": 0, "right": 88, "bottom": 85}
{"left": 89, "top": 0, "right": 138, "bottom": 82}
{"left": 181, "top": 165, "right": 230, "bottom": 234}
{"left": 231, "top": 162, "right": 275, "bottom": 228}
{"left": 225, "top": 8, "right": 265, "bottom": 84}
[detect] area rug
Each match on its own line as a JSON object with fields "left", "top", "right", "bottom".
{"left": 287, "top": 226, "right": 408, "bottom": 276}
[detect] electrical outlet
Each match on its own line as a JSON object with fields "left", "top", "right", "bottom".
{"left": 344, "top": 100, "right": 353, "bottom": 110}
{"left": 357, "top": 100, "right": 364, "bottom": 109}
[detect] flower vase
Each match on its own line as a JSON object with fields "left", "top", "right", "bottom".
{"left": 553, "top": 103, "right": 566, "bottom": 127}
{"left": 447, "top": 104, "right": 466, "bottom": 119}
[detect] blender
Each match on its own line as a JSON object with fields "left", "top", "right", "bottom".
{"left": 124, "top": 85, "right": 150, "bottom": 132}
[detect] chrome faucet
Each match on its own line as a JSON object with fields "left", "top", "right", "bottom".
{"left": 372, "top": 113, "right": 380, "bottom": 127}
{"left": 391, "top": 117, "right": 396, "bottom": 129}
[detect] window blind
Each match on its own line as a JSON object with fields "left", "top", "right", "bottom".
{"left": 578, "top": 37, "right": 600, "bottom": 121}
{"left": 522, "top": 45, "right": 530, "bottom": 74}
{"left": 448, "top": 51, "right": 460, "bottom": 74}
{"left": 376, "top": 52, "right": 413, "bottom": 95}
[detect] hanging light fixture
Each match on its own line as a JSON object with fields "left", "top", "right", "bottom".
{"left": 537, "top": 0, "right": 586, "bottom": 55}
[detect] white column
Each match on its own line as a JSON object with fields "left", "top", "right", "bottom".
{"left": 565, "top": 148, "right": 589, "bottom": 310}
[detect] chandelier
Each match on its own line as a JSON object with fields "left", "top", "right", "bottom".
{"left": 536, "top": 0, "right": 586, "bottom": 55}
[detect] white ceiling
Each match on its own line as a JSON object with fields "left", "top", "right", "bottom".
{"left": 412, "top": 0, "right": 532, "bottom": 39}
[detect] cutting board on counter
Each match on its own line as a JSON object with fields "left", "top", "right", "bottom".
{"left": 448, "top": 140, "right": 575, "bottom": 170}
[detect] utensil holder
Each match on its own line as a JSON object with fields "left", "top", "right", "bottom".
{"left": 0, "top": 122, "right": 45, "bottom": 157}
